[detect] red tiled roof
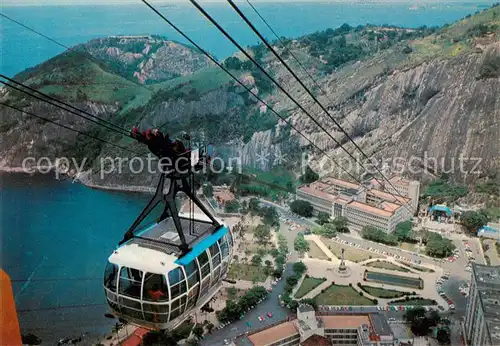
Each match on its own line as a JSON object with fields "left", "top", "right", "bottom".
{"left": 248, "top": 321, "right": 298, "bottom": 345}
{"left": 122, "top": 327, "right": 149, "bottom": 346}
{"left": 299, "top": 186, "right": 336, "bottom": 202}
{"left": 348, "top": 201, "right": 393, "bottom": 217}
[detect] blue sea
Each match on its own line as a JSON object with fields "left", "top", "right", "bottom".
{"left": 0, "top": 1, "right": 497, "bottom": 343}
{"left": 1, "top": 173, "right": 149, "bottom": 343}
{"left": 1, "top": 1, "right": 496, "bottom": 77}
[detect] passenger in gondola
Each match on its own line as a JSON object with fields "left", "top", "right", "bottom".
{"left": 148, "top": 284, "right": 166, "bottom": 323}
{"left": 131, "top": 127, "right": 173, "bottom": 158}
{"left": 148, "top": 283, "right": 166, "bottom": 300}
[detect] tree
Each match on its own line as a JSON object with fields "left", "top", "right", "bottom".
{"left": 293, "top": 261, "right": 307, "bottom": 275}
{"left": 461, "top": 211, "right": 488, "bottom": 233}
{"left": 423, "top": 232, "right": 456, "bottom": 258}
{"left": 254, "top": 224, "right": 271, "bottom": 244}
{"left": 322, "top": 223, "right": 338, "bottom": 238}
{"left": 436, "top": 328, "right": 451, "bottom": 345}
{"left": 248, "top": 198, "right": 260, "bottom": 214}
{"left": 202, "top": 183, "right": 213, "bottom": 197}
{"left": 251, "top": 254, "right": 262, "bottom": 266}
{"left": 362, "top": 226, "right": 398, "bottom": 245}
{"left": 394, "top": 221, "right": 414, "bottom": 241}
{"left": 227, "top": 287, "right": 238, "bottom": 300}
{"left": 265, "top": 259, "right": 272, "bottom": 267}
{"left": 223, "top": 56, "right": 242, "bottom": 70}
{"left": 428, "top": 310, "right": 441, "bottom": 326}
{"left": 278, "top": 233, "right": 289, "bottom": 254}
{"left": 261, "top": 206, "right": 279, "bottom": 226}
{"left": 275, "top": 254, "right": 286, "bottom": 266}
{"left": 404, "top": 307, "right": 442, "bottom": 336}
{"left": 224, "top": 200, "right": 240, "bottom": 213}
{"left": 300, "top": 165, "right": 319, "bottom": 184}
{"left": 294, "top": 233, "right": 310, "bottom": 254}
{"left": 22, "top": 334, "right": 42, "bottom": 345}
{"left": 290, "top": 200, "right": 314, "bottom": 217}
{"left": 270, "top": 248, "right": 280, "bottom": 258}
{"left": 192, "top": 324, "right": 204, "bottom": 339}
{"left": 187, "top": 338, "right": 200, "bottom": 346}
{"left": 206, "top": 322, "right": 215, "bottom": 334}
{"left": 317, "top": 211, "right": 331, "bottom": 225}
{"left": 332, "top": 216, "right": 349, "bottom": 233}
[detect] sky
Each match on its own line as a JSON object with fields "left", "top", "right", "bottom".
{"left": 3, "top": 0, "right": 496, "bottom": 6}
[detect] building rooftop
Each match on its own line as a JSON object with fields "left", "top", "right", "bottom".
{"left": 380, "top": 201, "right": 402, "bottom": 213}
{"left": 347, "top": 201, "right": 393, "bottom": 217}
{"left": 322, "top": 177, "right": 361, "bottom": 190}
{"left": 298, "top": 186, "right": 337, "bottom": 202}
{"left": 368, "top": 189, "right": 411, "bottom": 204}
{"left": 320, "top": 315, "right": 371, "bottom": 329}
{"left": 389, "top": 176, "right": 412, "bottom": 186}
{"left": 473, "top": 263, "right": 500, "bottom": 287}
{"left": 247, "top": 321, "right": 298, "bottom": 346}
{"left": 472, "top": 263, "right": 500, "bottom": 344}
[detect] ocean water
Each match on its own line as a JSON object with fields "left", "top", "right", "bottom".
{"left": 1, "top": 173, "right": 150, "bottom": 343}
{"left": 1, "top": 1, "right": 496, "bottom": 77}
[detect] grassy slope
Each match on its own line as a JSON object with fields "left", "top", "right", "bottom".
{"left": 408, "top": 5, "right": 500, "bottom": 62}
{"left": 13, "top": 51, "right": 153, "bottom": 108}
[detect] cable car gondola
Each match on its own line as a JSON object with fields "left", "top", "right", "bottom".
{"left": 103, "top": 132, "right": 233, "bottom": 330}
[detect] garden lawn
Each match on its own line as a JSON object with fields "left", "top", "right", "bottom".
{"left": 321, "top": 237, "right": 380, "bottom": 262}
{"left": 365, "top": 261, "right": 410, "bottom": 272}
{"left": 307, "top": 241, "right": 330, "bottom": 260}
{"left": 399, "top": 242, "right": 419, "bottom": 252}
{"left": 295, "top": 277, "right": 326, "bottom": 299}
{"left": 315, "top": 285, "right": 375, "bottom": 306}
{"left": 227, "top": 263, "right": 267, "bottom": 282}
{"left": 360, "top": 285, "right": 408, "bottom": 299}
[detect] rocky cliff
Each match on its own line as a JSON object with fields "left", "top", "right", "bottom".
{"left": 1, "top": 6, "right": 499, "bottom": 191}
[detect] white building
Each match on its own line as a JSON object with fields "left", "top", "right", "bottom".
{"left": 464, "top": 263, "right": 500, "bottom": 346}
{"left": 296, "top": 176, "right": 415, "bottom": 233}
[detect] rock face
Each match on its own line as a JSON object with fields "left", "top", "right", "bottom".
{"left": 81, "top": 36, "right": 212, "bottom": 84}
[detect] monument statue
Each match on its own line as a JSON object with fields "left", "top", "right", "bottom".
{"left": 338, "top": 248, "right": 347, "bottom": 272}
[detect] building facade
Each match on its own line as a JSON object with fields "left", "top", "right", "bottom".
{"left": 464, "top": 263, "right": 500, "bottom": 346}
{"left": 240, "top": 305, "right": 395, "bottom": 346}
{"left": 297, "top": 176, "right": 416, "bottom": 233}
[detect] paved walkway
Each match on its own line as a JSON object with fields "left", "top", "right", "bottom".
{"left": 306, "top": 234, "right": 340, "bottom": 264}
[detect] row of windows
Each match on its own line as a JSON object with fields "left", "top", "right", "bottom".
{"left": 104, "top": 230, "right": 233, "bottom": 323}
{"left": 347, "top": 209, "right": 389, "bottom": 222}
{"left": 325, "top": 328, "right": 358, "bottom": 334}
{"left": 105, "top": 233, "right": 232, "bottom": 298}
{"left": 269, "top": 334, "right": 300, "bottom": 346}
{"left": 331, "top": 340, "right": 357, "bottom": 344}
{"left": 347, "top": 218, "right": 389, "bottom": 231}
{"left": 326, "top": 334, "right": 358, "bottom": 339}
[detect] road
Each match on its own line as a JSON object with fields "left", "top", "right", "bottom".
{"left": 201, "top": 265, "right": 293, "bottom": 346}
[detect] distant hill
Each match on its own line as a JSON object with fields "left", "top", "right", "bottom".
{"left": 0, "top": 4, "right": 499, "bottom": 193}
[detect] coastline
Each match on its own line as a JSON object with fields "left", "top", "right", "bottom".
{"left": 0, "top": 167, "right": 155, "bottom": 194}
